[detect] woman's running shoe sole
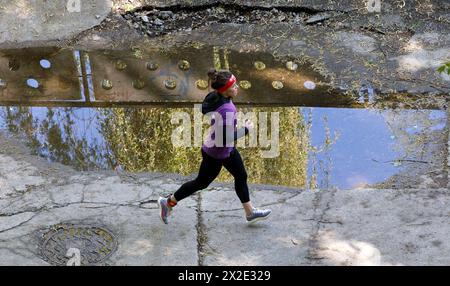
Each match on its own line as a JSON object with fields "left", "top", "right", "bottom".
{"left": 157, "top": 197, "right": 170, "bottom": 225}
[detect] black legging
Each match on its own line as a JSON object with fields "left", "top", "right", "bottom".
{"left": 173, "top": 148, "right": 250, "bottom": 203}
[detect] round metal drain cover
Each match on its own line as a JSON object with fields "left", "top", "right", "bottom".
{"left": 40, "top": 223, "right": 118, "bottom": 266}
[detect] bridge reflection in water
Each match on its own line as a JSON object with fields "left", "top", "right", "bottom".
{"left": 1, "top": 45, "right": 443, "bottom": 109}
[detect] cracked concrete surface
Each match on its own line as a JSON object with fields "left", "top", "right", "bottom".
{"left": 0, "top": 0, "right": 112, "bottom": 46}
{"left": 1, "top": 132, "right": 449, "bottom": 265}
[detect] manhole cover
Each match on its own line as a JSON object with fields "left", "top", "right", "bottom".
{"left": 40, "top": 223, "right": 118, "bottom": 266}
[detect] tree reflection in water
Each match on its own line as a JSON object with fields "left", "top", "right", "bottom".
{"left": 1, "top": 106, "right": 108, "bottom": 170}
{"left": 1, "top": 105, "right": 445, "bottom": 189}
{"left": 100, "top": 106, "right": 309, "bottom": 187}
{"left": 0, "top": 106, "right": 309, "bottom": 187}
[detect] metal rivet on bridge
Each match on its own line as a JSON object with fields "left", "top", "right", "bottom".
{"left": 196, "top": 79, "right": 208, "bottom": 90}
{"left": 146, "top": 61, "right": 159, "bottom": 71}
{"left": 254, "top": 61, "right": 266, "bottom": 71}
{"left": 272, "top": 81, "right": 284, "bottom": 90}
{"left": 239, "top": 80, "right": 252, "bottom": 90}
{"left": 9, "top": 59, "right": 20, "bottom": 71}
{"left": 133, "top": 48, "right": 145, "bottom": 59}
{"left": 303, "top": 81, "right": 316, "bottom": 90}
{"left": 178, "top": 60, "right": 190, "bottom": 71}
{"left": 164, "top": 79, "right": 177, "bottom": 90}
{"left": 0, "top": 79, "right": 6, "bottom": 89}
{"left": 26, "top": 78, "right": 40, "bottom": 89}
{"left": 115, "top": 60, "right": 127, "bottom": 71}
{"left": 286, "top": 61, "right": 298, "bottom": 71}
{"left": 40, "top": 59, "right": 52, "bottom": 69}
{"left": 132, "top": 79, "right": 146, "bottom": 89}
{"left": 101, "top": 79, "right": 113, "bottom": 90}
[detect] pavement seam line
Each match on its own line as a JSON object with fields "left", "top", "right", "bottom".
{"left": 195, "top": 192, "right": 208, "bottom": 266}
{"left": 305, "top": 188, "right": 338, "bottom": 265}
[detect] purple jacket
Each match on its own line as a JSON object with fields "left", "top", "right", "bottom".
{"left": 200, "top": 91, "right": 248, "bottom": 159}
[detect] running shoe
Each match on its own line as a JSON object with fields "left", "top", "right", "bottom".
{"left": 246, "top": 208, "right": 272, "bottom": 223}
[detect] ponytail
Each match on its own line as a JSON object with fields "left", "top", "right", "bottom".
{"left": 206, "top": 68, "right": 232, "bottom": 92}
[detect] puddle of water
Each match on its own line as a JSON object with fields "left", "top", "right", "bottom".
{"left": 0, "top": 46, "right": 332, "bottom": 107}
{"left": 0, "top": 106, "right": 446, "bottom": 189}
{"left": 1, "top": 46, "right": 445, "bottom": 109}
{"left": 304, "top": 107, "right": 447, "bottom": 189}
{"left": 0, "top": 46, "right": 447, "bottom": 189}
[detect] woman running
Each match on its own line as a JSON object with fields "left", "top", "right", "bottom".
{"left": 157, "top": 68, "right": 272, "bottom": 224}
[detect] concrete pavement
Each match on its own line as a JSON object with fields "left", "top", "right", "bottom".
{"left": 0, "top": 0, "right": 112, "bottom": 47}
